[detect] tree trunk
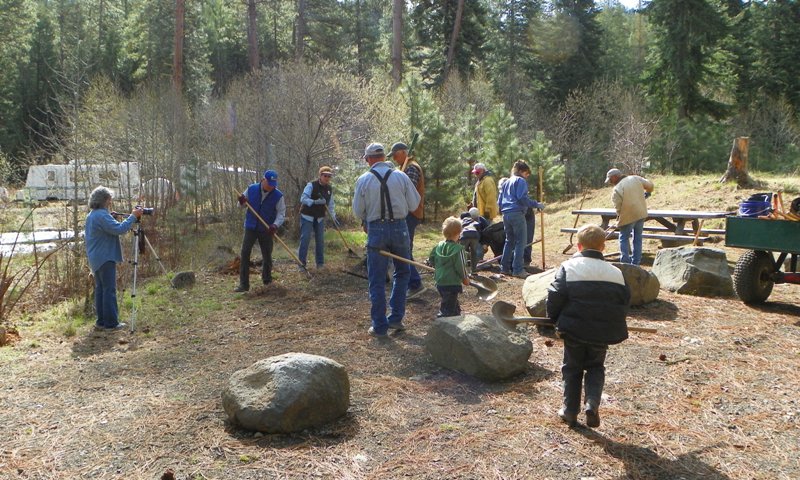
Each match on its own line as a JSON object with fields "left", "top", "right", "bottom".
{"left": 391, "top": 0, "right": 403, "bottom": 88}
{"left": 443, "top": 0, "right": 465, "bottom": 82}
{"left": 295, "top": 0, "right": 307, "bottom": 60}
{"left": 247, "top": 0, "right": 260, "bottom": 71}
{"left": 719, "top": 137, "right": 756, "bottom": 187}
{"left": 173, "top": 0, "right": 185, "bottom": 92}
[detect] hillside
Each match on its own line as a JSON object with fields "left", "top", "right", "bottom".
{"left": 1, "top": 173, "right": 799, "bottom": 479}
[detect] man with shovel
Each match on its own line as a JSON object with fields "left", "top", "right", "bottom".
{"left": 235, "top": 169, "right": 286, "bottom": 292}
{"left": 353, "top": 143, "right": 420, "bottom": 337}
{"left": 297, "top": 166, "right": 336, "bottom": 270}
{"left": 546, "top": 224, "right": 631, "bottom": 428}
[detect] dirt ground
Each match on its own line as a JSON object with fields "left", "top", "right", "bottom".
{"left": 1, "top": 238, "right": 799, "bottom": 479}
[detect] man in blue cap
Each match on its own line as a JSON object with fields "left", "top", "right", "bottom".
{"left": 235, "top": 169, "right": 286, "bottom": 292}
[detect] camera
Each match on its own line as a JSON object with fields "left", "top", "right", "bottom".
{"left": 136, "top": 206, "right": 155, "bottom": 216}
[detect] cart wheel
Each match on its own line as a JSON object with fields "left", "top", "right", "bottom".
{"left": 733, "top": 250, "right": 775, "bottom": 304}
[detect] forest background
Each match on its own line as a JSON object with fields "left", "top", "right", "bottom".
{"left": 1, "top": 0, "right": 799, "bottom": 218}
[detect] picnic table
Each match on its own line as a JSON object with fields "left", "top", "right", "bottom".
{"left": 562, "top": 208, "right": 731, "bottom": 246}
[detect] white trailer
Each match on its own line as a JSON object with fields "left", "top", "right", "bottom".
{"left": 16, "top": 162, "right": 140, "bottom": 201}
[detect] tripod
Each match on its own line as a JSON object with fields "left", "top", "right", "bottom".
{"left": 128, "top": 220, "right": 170, "bottom": 333}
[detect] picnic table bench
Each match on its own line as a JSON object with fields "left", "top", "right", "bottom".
{"left": 561, "top": 208, "right": 731, "bottom": 246}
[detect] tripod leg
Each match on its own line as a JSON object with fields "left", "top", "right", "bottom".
{"left": 130, "top": 225, "right": 140, "bottom": 333}
{"left": 143, "top": 233, "right": 171, "bottom": 279}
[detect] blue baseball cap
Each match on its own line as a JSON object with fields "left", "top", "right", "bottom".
{"left": 263, "top": 169, "right": 278, "bottom": 187}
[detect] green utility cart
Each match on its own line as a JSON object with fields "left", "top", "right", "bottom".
{"left": 725, "top": 217, "right": 800, "bottom": 304}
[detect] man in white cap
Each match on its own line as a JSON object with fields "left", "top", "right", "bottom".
{"left": 471, "top": 162, "right": 498, "bottom": 223}
{"left": 605, "top": 168, "right": 654, "bottom": 265}
{"left": 353, "top": 143, "right": 421, "bottom": 338}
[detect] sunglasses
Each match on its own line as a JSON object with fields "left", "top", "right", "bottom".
{"left": 321, "top": 173, "right": 333, "bottom": 177}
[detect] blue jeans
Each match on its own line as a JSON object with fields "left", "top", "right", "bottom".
{"left": 298, "top": 217, "right": 325, "bottom": 267}
{"left": 405, "top": 214, "right": 422, "bottom": 289}
{"left": 524, "top": 213, "right": 535, "bottom": 265}
{"left": 618, "top": 218, "right": 645, "bottom": 265}
{"left": 94, "top": 261, "right": 120, "bottom": 328}
{"left": 366, "top": 220, "right": 411, "bottom": 334}
{"left": 501, "top": 211, "right": 527, "bottom": 275}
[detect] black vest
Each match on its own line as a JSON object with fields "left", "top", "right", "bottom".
{"left": 299, "top": 180, "right": 332, "bottom": 218}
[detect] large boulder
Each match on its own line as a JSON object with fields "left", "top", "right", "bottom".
{"left": 222, "top": 353, "right": 349, "bottom": 433}
{"left": 171, "top": 271, "right": 195, "bottom": 289}
{"left": 522, "top": 268, "right": 557, "bottom": 317}
{"left": 652, "top": 247, "right": 735, "bottom": 297}
{"left": 426, "top": 315, "right": 532, "bottom": 381}
{"left": 612, "top": 263, "right": 660, "bottom": 305}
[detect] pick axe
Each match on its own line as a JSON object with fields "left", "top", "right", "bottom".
{"left": 234, "top": 189, "right": 312, "bottom": 279}
{"left": 378, "top": 250, "right": 498, "bottom": 301}
{"left": 491, "top": 300, "right": 657, "bottom": 334}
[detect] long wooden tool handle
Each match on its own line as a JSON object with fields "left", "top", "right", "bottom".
{"left": 326, "top": 204, "right": 357, "bottom": 253}
{"left": 692, "top": 219, "right": 705, "bottom": 246}
{"left": 234, "top": 188, "right": 311, "bottom": 278}
{"left": 538, "top": 166, "right": 546, "bottom": 270}
{"left": 511, "top": 317, "right": 657, "bottom": 333}
{"left": 379, "top": 249, "right": 434, "bottom": 272}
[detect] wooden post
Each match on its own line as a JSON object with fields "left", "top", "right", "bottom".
{"left": 538, "top": 166, "right": 545, "bottom": 270}
{"left": 719, "top": 137, "right": 755, "bottom": 187}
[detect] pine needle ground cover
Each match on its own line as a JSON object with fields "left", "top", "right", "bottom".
{"left": 1, "top": 174, "right": 798, "bottom": 479}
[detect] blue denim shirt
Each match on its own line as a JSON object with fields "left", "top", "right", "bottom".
{"left": 85, "top": 208, "right": 137, "bottom": 273}
{"left": 498, "top": 175, "right": 542, "bottom": 214}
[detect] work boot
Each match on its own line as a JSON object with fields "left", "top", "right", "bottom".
{"left": 234, "top": 285, "right": 249, "bottom": 293}
{"left": 387, "top": 321, "right": 406, "bottom": 331}
{"left": 585, "top": 401, "right": 601, "bottom": 428}
{"left": 558, "top": 407, "right": 578, "bottom": 427}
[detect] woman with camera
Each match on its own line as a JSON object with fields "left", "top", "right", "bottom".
{"left": 85, "top": 186, "right": 143, "bottom": 330}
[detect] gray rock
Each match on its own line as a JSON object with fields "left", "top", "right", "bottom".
{"left": 425, "top": 315, "right": 532, "bottom": 381}
{"left": 222, "top": 353, "right": 350, "bottom": 433}
{"left": 611, "top": 263, "right": 660, "bottom": 305}
{"left": 171, "top": 271, "right": 195, "bottom": 289}
{"left": 521, "top": 268, "right": 557, "bottom": 317}
{"left": 652, "top": 247, "right": 735, "bottom": 297}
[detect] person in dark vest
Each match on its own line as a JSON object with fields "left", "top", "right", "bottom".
{"left": 235, "top": 169, "right": 286, "bottom": 292}
{"left": 546, "top": 224, "right": 631, "bottom": 428}
{"left": 389, "top": 141, "right": 426, "bottom": 298}
{"left": 353, "top": 143, "right": 420, "bottom": 338}
{"left": 298, "top": 166, "right": 336, "bottom": 269}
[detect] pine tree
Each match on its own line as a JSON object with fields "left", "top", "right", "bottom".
{"left": 644, "top": 0, "right": 731, "bottom": 120}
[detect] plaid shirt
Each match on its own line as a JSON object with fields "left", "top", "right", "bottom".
{"left": 405, "top": 164, "right": 421, "bottom": 187}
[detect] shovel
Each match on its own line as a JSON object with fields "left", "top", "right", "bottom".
{"left": 491, "top": 300, "right": 657, "bottom": 334}
{"left": 326, "top": 204, "right": 361, "bottom": 258}
{"left": 476, "top": 238, "right": 542, "bottom": 269}
{"left": 378, "top": 250, "right": 498, "bottom": 301}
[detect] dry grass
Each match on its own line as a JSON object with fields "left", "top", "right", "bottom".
{"left": 1, "top": 173, "right": 799, "bottom": 479}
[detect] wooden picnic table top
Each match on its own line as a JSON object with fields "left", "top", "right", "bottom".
{"left": 571, "top": 208, "right": 731, "bottom": 220}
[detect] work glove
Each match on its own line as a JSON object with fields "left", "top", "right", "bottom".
{"left": 536, "top": 202, "right": 545, "bottom": 211}
{"left": 268, "top": 224, "right": 278, "bottom": 235}
{"left": 238, "top": 194, "right": 247, "bottom": 206}
{"left": 644, "top": 192, "right": 651, "bottom": 199}
{"left": 313, "top": 198, "right": 327, "bottom": 205}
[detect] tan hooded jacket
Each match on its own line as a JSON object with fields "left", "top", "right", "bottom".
{"left": 612, "top": 175, "right": 654, "bottom": 227}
